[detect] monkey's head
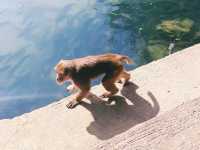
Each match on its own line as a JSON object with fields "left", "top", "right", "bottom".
{"left": 54, "top": 59, "right": 73, "bottom": 85}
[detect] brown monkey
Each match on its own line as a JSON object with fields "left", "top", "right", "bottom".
{"left": 54, "top": 53, "right": 133, "bottom": 108}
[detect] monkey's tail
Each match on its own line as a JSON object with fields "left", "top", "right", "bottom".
{"left": 119, "top": 55, "right": 134, "bottom": 64}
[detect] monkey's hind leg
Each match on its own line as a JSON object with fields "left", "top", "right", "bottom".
{"left": 119, "top": 70, "right": 131, "bottom": 86}
{"left": 101, "top": 69, "right": 122, "bottom": 98}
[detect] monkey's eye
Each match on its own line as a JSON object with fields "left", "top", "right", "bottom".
{"left": 58, "top": 73, "right": 63, "bottom": 77}
{"left": 57, "top": 73, "right": 64, "bottom": 81}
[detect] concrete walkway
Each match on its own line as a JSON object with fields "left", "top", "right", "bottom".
{"left": 1, "top": 44, "right": 200, "bottom": 150}
{"left": 97, "top": 97, "right": 200, "bottom": 150}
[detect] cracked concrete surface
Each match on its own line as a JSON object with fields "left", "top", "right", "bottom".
{"left": 0, "top": 44, "right": 200, "bottom": 150}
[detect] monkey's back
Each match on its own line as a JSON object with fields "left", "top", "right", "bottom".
{"left": 72, "top": 54, "right": 123, "bottom": 81}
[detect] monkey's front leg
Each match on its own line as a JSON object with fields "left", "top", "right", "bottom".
{"left": 66, "top": 82, "right": 90, "bottom": 109}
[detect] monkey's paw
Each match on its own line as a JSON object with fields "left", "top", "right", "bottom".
{"left": 66, "top": 100, "right": 79, "bottom": 109}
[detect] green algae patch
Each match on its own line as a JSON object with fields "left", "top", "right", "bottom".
{"left": 156, "top": 19, "right": 194, "bottom": 38}
{"left": 147, "top": 43, "right": 169, "bottom": 60}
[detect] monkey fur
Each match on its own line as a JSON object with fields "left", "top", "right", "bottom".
{"left": 54, "top": 53, "right": 133, "bottom": 108}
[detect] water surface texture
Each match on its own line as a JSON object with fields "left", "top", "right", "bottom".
{"left": 0, "top": 0, "right": 199, "bottom": 119}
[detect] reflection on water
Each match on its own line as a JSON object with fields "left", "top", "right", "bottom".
{"left": 0, "top": 0, "right": 199, "bottom": 119}
{"left": 107, "top": 0, "right": 200, "bottom": 63}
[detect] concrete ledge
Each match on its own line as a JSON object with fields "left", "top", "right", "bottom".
{"left": 97, "top": 97, "right": 200, "bottom": 150}
{"left": 1, "top": 44, "right": 200, "bottom": 150}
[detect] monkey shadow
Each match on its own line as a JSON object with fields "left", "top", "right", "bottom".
{"left": 80, "top": 82, "right": 160, "bottom": 140}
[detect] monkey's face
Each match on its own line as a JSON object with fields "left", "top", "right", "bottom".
{"left": 54, "top": 60, "right": 70, "bottom": 85}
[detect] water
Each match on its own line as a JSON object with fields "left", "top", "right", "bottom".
{"left": 0, "top": 0, "right": 199, "bottom": 119}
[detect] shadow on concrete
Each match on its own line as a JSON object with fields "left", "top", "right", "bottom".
{"left": 80, "top": 82, "right": 160, "bottom": 140}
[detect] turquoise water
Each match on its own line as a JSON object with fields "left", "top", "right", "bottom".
{"left": 0, "top": 0, "right": 199, "bottom": 119}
